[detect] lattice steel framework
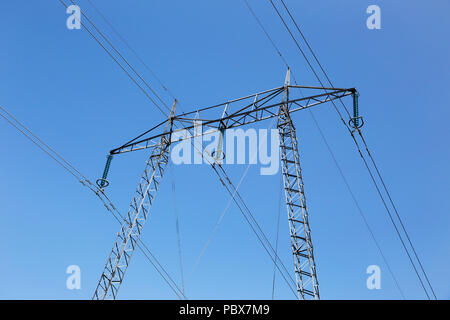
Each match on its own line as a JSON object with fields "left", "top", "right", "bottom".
{"left": 93, "top": 71, "right": 357, "bottom": 299}
{"left": 278, "top": 73, "right": 319, "bottom": 299}
{"left": 92, "top": 103, "right": 176, "bottom": 300}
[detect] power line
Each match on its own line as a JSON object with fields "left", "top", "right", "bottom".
{"left": 184, "top": 121, "right": 299, "bottom": 297}
{"left": 271, "top": 173, "right": 283, "bottom": 299}
{"left": 58, "top": 0, "right": 169, "bottom": 116}
{"left": 68, "top": 0, "right": 171, "bottom": 111}
{"left": 175, "top": 117, "right": 299, "bottom": 296}
{"left": 358, "top": 132, "right": 438, "bottom": 299}
{"left": 61, "top": 0, "right": 293, "bottom": 298}
{"left": 307, "top": 108, "right": 406, "bottom": 299}
{"left": 243, "top": 0, "right": 405, "bottom": 298}
{"left": 276, "top": 0, "right": 436, "bottom": 298}
{"left": 57, "top": 3, "right": 192, "bottom": 297}
{"left": 81, "top": 0, "right": 190, "bottom": 116}
{"left": 85, "top": 0, "right": 179, "bottom": 103}
{"left": 267, "top": 0, "right": 328, "bottom": 93}
{"left": 244, "top": 0, "right": 290, "bottom": 70}
{"left": 186, "top": 160, "right": 253, "bottom": 283}
{"left": 0, "top": 104, "right": 186, "bottom": 299}
{"left": 170, "top": 163, "right": 185, "bottom": 295}
{"left": 57, "top": 0, "right": 434, "bottom": 299}
{"left": 103, "top": 202, "right": 186, "bottom": 300}
{"left": 214, "top": 162, "right": 299, "bottom": 295}
{"left": 269, "top": 0, "right": 436, "bottom": 299}
{"left": 277, "top": 0, "right": 351, "bottom": 116}
{"left": 293, "top": 75, "right": 406, "bottom": 299}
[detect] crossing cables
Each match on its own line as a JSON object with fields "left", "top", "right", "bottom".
{"left": 58, "top": 0, "right": 171, "bottom": 116}
{"left": 264, "top": 0, "right": 437, "bottom": 299}
{"left": 0, "top": 104, "right": 186, "bottom": 299}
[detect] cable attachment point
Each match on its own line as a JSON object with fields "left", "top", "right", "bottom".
{"left": 211, "top": 150, "right": 225, "bottom": 161}
{"left": 96, "top": 178, "right": 110, "bottom": 189}
{"left": 211, "top": 127, "right": 226, "bottom": 162}
{"left": 349, "top": 116, "right": 364, "bottom": 130}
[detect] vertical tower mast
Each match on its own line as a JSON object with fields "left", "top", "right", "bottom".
{"left": 278, "top": 70, "right": 320, "bottom": 299}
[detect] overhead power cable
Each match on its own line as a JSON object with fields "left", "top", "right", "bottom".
{"left": 243, "top": 0, "right": 406, "bottom": 298}
{"left": 266, "top": 0, "right": 436, "bottom": 299}
{"left": 185, "top": 117, "right": 299, "bottom": 298}
{"left": 213, "top": 162, "right": 299, "bottom": 296}
{"left": 244, "top": 0, "right": 290, "bottom": 70}
{"left": 358, "top": 132, "right": 438, "bottom": 300}
{"left": 57, "top": 0, "right": 418, "bottom": 300}
{"left": 188, "top": 116, "right": 277, "bottom": 279}
{"left": 65, "top": 2, "right": 190, "bottom": 295}
{"left": 67, "top": 0, "right": 170, "bottom": 110}
{"left": 85, "top": 0, "right": 179, "bottom": 103}
{"left": 73, "top": 0, "right": 298, "bottom": 295}
{"left": 170, "top": 163, "right": 186, "bottom": 295}
{"left": 0, "top": 104, "right": 185, "bottom": 299}
{"left": 76, "top": 0, "right": 190, "bottom": 116}
{"left": 58, "top": 0, "right": 169, "bottom": 116}
{"left": 60, "top": 0, "right": 292, "bottom": 298}
{"left": 307, "top": 108, "right": 406, "bottom": 299}
{"left": 185, "top": 122, "right": 299, "bottom": 298}
{"left": 187, "top": 159, "right": 253, "bottom": 283}
{"left": 57, "top": 2, "right": 193, "bottom": 297}
{"left": 278, "top": 0, "right": 436, "bottom": 299}
{"left": 271, "top": 173, "right": 283, "bottom": 299}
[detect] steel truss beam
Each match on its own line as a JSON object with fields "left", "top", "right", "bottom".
{"left": 110, "top": 85, "right": 355, "bottom": 155}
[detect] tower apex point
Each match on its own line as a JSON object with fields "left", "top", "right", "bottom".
{"left": 285, "top": 68, "right": 291, "bottom": 87}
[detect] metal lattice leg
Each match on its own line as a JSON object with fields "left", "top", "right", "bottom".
{"left": 92, "top": 135, "right": 171, "bottom": 300}
{"left": 278, "top": 86, "right": 320, "bottom": 300}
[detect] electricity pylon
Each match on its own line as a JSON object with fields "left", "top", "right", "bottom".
{"left": 93, "top": 70, "right": 358, "bottom": 300}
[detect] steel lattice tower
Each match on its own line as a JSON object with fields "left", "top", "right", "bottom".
{"left": 93, "top": 70, "right": 357, "bottom": 300}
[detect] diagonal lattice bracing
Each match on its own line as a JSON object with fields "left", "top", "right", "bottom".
{"left": 93, "top": 104, "right": 176, "bottom": 300}
{"left": 278, "top": 77, "right": 320, "bottom": 299}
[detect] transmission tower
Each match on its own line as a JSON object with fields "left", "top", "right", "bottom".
{"left": 93, "top": 70, "right": 358, "bottom": 300}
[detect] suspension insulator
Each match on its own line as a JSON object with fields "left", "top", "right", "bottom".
{"left": 212, "top": 127, "right": 226, "bottom": 161}
{"left": 350, "top": 91, "right": 364, "bottom": 129}
{"left": 96, "top": 154, "right": 113, "bottom": 188}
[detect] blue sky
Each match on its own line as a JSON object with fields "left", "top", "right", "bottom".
{"left": 0, "top": 0, "right": 449, "bottom": 299}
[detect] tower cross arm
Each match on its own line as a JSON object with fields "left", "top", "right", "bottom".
{"left": 110, "top": 86, "right": 355, "bottom": 156}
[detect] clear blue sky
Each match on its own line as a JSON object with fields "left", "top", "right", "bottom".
{"left": 0, "top": 0, "right": 449, "bottom": 299}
